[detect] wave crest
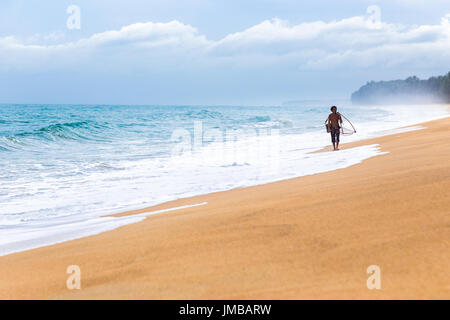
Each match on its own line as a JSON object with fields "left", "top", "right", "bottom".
{"left": 0, "top": 121, "right": 111, "bottom": 151}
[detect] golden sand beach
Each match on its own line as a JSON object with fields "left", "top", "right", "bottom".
{"left": 0, "top": 117, "right": 449, "bottom": 299}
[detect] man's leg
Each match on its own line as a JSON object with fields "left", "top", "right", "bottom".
{"left": 335, "top": 131, "right": 340, "bottom": 150}
{"left": 331, "top": 131, "right": 336, "bottom": 150}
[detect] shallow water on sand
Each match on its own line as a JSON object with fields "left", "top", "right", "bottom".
{"left": 0, "top": 103, "right": 448, "bottom": 255}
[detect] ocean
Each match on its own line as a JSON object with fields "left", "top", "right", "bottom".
{"left": 0, "top": 103, "right": 448, "bottom": 255}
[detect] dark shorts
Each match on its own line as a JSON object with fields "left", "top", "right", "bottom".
{"left": 330, "top": 127, "right": 340, "bottom": 143}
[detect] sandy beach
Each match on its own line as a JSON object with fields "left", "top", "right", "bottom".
{"left": 1, "top": 116, "right": 449, "bottom": 300}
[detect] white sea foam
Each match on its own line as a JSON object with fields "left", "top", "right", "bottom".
{"left": 0, "top": 202, "right": 207, "bottom": 256}
{"left": 0, "top": 104, "right": 448, "bottom": 256}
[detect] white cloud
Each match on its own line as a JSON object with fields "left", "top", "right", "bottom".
{"left": 210, "top": 14, "right": 449, "bottom": 55}
{"left": 77, "top": 20, "right": 210, "bottom": 49}
{"left": 1, "top": 12, "right": 449, "bottom": 72}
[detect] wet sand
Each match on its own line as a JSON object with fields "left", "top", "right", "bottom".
{"left": 1, "top": 117, "right": 449, "bottom": 299}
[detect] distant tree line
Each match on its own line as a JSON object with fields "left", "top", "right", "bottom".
{"left": 351, "top": 71, "right": 450, "bottom": 105}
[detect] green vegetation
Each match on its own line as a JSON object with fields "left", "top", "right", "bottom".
{"left": 351, "top": 72, "right": 450, "bottom": 105}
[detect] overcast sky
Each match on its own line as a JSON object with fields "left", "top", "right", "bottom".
{"left": 1, "top": 0, "right": 449, "bottom": 105}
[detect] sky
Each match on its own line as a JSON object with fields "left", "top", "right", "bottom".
{"left": 0, "top": 0, "right": 449, "bottom": 105}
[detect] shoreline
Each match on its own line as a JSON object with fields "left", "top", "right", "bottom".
{"left": 2, "top": 105, "right": 449, "bottom": 257}
{"left": 1, "top": 116, "right": 449, "bottom": 299}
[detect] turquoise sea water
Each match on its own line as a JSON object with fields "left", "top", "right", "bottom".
{"left": 0, "top": 103, "right": 448, "bottom": 255}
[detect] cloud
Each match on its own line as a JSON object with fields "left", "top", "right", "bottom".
{"left": 0, "top": 12, "right": 449, "bottom": 73}
{"left": 77, "top": 20, "right": 210, "bottom": 49}
{"left": 210, "top": 14, "right": 449, "bottom": 56}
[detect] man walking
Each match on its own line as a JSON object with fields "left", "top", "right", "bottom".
{"left": 328, "top": 106, "right": 343, "bottom": 151}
